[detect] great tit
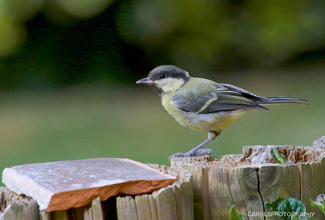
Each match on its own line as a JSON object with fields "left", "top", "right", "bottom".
{"left": 136, "top": 65, "right": 308, "bottom": 159}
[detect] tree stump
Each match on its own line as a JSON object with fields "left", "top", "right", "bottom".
{"left": 314, "top": 136, "right": 325, "bottom": 149}
{"left": 116, "top": 164, "right": 193, "bottom": 220}
{"left": 170, "top": 145, "right": 325, "bottom": 220}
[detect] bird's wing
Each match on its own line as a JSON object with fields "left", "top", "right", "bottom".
{"left": 219, "top": 83, "right": 265, "bottom": 101}
{"left": 174, "top": 81, "right": 267, "bottom": 114}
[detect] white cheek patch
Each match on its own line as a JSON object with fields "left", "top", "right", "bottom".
{"left": 156, "top": 78, "right": 185, "bottom": 93}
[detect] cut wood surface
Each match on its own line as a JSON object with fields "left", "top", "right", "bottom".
{"left": 170, "top": 144, "right": 325, "bottom": 220}
{"left": 314, "top": 136, "right": 325, "bottom": 149}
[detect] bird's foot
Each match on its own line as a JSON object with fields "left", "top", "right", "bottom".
{"left": 168, "top": 152, "right": 188, "bottom": 161}
{"left": 168, "top": 149, "right": 215, "bottom": 161}
{"left": 195, "top": 149, "right": 215, "bottom": 157}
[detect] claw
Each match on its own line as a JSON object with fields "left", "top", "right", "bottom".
{"left": 168, "top": 149, "right": 215, "bottom": 161}
{"left": 168, "top": 152, "right": 187, "bottom": 161}
{"left": 168, "top": 131, "right": 220, "bottom": 161}
{"left": 195, "top": 149, "right": 215, "bottom": 158}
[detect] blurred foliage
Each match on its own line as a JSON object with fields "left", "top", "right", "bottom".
{"left": 0, "top": 0, "right": 325, "bottom": 89}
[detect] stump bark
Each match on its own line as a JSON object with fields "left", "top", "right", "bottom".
{"left": 116, "top": 164, "right": 193, "bottom": 220}
{"left": 170, "top": 145, "right": 325, "bottom": 220}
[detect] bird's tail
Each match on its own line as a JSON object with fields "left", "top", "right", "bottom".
{"left": 256, "top": 96, "right": 309, "bottom": 105}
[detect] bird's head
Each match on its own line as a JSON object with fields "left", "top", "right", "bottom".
{"left": 136, "top": 65, "right": 190, "bottom": 95}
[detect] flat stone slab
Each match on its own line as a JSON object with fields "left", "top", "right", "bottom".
{"left": 2, "top": 158, "right": 176, "bottom": 212}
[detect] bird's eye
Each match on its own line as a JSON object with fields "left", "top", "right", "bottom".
{"left": 159, "top": 74, "right": 166, "bottom": 79}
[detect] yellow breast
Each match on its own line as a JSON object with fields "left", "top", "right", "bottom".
{"left": 161, "top": 93, "right": 246, "bottom": 132}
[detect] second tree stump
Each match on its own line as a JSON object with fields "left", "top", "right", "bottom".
{"left": 170, "top": 145, "right": 325, "bottom": 220}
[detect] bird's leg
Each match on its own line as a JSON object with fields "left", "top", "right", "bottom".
{"left": 168, "top": 131, "right": 221, "bottom": 160}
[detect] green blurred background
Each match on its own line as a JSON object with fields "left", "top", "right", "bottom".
{"left": 0, "top": 0, "right": 324, "bottom": 180}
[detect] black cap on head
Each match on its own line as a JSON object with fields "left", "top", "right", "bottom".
{"left": 149, "top": 65, "right": 190, "bottom": 81}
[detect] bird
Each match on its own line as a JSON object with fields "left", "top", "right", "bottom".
{"left": 136, "top": 65, "right": 309, "bottom": 159}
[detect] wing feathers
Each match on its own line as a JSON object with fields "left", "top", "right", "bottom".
{"left": 174, "top": 81, "right": 266, "bottom": 114}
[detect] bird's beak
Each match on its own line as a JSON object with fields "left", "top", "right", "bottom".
{"left": 136, "top": 77, "right": 155, "bottom": 84}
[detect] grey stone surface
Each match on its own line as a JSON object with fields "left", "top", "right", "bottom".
{"left": 2, "top": 158, "right": 176, "bottom": 211}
